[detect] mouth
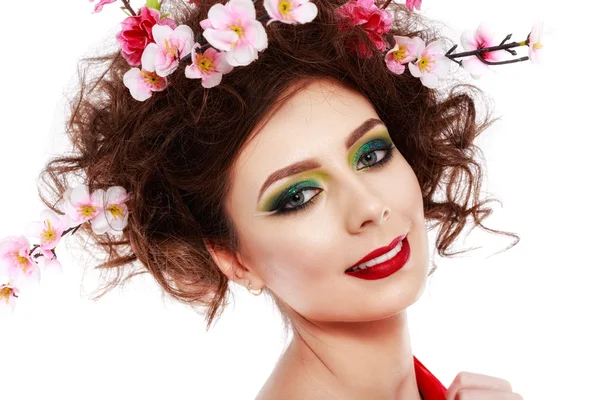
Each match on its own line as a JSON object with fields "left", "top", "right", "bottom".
{"left": 345, "top": 234, "right": 408, "bottom": 273}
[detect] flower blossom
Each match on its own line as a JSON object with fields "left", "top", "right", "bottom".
{"left": 124, "top": 68, "right": 168, "bottom": 101}
{"left": 335, "top": 0, "right": 392, "bottom": 57}
{"left": 116, "top": 6, "right": 177, "bottom": 67}
{"left": 405, "top": 0, "right": 422, "bottom": 12}
{"left": 460, "top": 23, "right": 508, "bottom": 79}
{"left": 60, "top": 185, "right": 130, "bottom": 235}
{"left": 264, "top": 0, "right": 318, "bottom": 26}
{"left": 185, "top": 46, "right": 234, "bottom": 88}
{"left": 89, "top": 0, "right": 117, "bottom": 13}
{"left": 0, "top": 236, "right": 40, "bottom": 286}
{"left": 31, "top": 247, "right": 63, "bottom": 274}
{"left": 407, "top": 37, "right": 450, "bottom": 88}
{"left": 392, "top": 0, "right": 422, "bottom": 12}
{"left": 142, "top": 24, "right": 195, "bottom": 77}
{"left": 385, "top": 35, "right": 419, "bottom": 74}
{"left": 200, "top": 0, "right": 268, "bottom": 67}
{"left": 94, "top": 186, "right": 130, "bottom": 235}
{"left": 528, "top": 20, "right": 545, "bottom": 64}
{"left": 25, "top": 209, "right": 71, "bottom": 251}
{"left": 0, "top": 282, "right": 19, "bottom": 315}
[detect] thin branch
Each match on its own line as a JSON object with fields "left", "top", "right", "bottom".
{"left": 445, "top": 33, "right": 531, "bottom": 66}
{"left": 121, "top": 0, "right": 137, "bottom": 16}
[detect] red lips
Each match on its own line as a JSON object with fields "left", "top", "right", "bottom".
{"left": 348, "top": 234, "right": 407, "bottom": 271}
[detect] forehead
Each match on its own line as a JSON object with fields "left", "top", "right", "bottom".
{"left": 234, "top": 79, "right": 378, "bottom": 175}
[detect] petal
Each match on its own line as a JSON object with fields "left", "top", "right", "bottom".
{"left": 263, "top": 0, "right": 278, "bottom": 20}
{"left": 91, "top": 213, "right": 109, "bottom": 235}
{"left": 475, "top": 22, "right": 496, "bottom": 47}
{"left": 185, "top": 64, "right": 202, "bottom": 79}
{"left": 200, "top": 18, "right": 214, "bottom": 30}
{"left": 106, "top": 186, "right": 128, "bottom": 204}
{"left": 408, "top": 61, "right": 422, "bottom": 77}
{"left": 201, "top": 72, "right": 223, "bottom": 88}
{"left": 174, "top": 25, "right": 195, "bottom": 57}
{"left": 124, "top": 68, "right": 153, "bottom": 101}
{"left": 461, "top": 56, "right": 489, "bottom": 79}
{"left": 226, "top": 44, "right": 258, "bottom": 66}
{"left": 433, "top": 57, "right": 450, "bottom": 78}
{"left": 207, "top": 3, "right": 232, "bottom": 30}
{"left": 294, "top": 2, "right": 318, "bottom": 24}
{"left": 152, "top": 24, "right": 175, "bottom": 46}
{"left": 460, "top": 29, "right": 477, "bottom": 51}
{"left": 69, "top": 185, "right": 91, "bottom": 205}
{"left": 420, "top": 73, "right": 439, "bottom": 89}
{"left": 247, "top": 20, "right": 268, "bottom": 51}
{"left": 141, "top": 43, "right": 159, "bottom": 72}
{"left": 203, "top": 29, "right": 239, "bottom": 51}
{"left": 228, "top": 0, "right": 257, "bottom": 20}
{"left": 425, "top": 40, "right": 445, "bottom": 55}
{"left": 24, "top": 221, "right": 45, "bottom": 238}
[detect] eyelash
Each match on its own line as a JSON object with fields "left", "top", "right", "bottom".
{"left": 272, "top": 144, "right": 396, "bottom": 216}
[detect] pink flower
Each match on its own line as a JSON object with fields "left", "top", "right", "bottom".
{"left": 528, "top": 20, "right": 545, "bottom": 64}
{"left": 460, "top": 23, "right": 508, "bottom": 79}
{"left": 142, "top": 24, "right": 194, "bottom": 77}
{"left": 93, "top": 186, "right": 130, "bottom": 235}
{"left": 405, "top": 0, "right": 422, "bottom": 12}
{"left": 89, "top": 0, "right": 117, "bottom": 13}
{"left": 124, "top": 68, "right": 168, "bottom": 101}
{"left": 60, "top": 185, "right": 131, "bottom": 233}
{"left": 336, "top": 0, "right": 392, "bottom": 56}
{"left": 31, "top": 247, "right": 63, "bottom": 275}
{"left": 0, "top": 282, "right": 19, "bottom": 315}
{"left": 185, "top": 46, "right": 234, "bottom": 88}
{"left": 25, "top": 209, "right": 71, "bottom": 251}
{"left": 0, "top": 236, "right": 40, "bottom": 286}
{"left": 200, "top": 0, "right": 268, "bottom": 67}
{"left": 61, "top": 184, "right": 103, "bottom": 227}
{"left": 116, "top": 6, "right": 178, "bottom": 67}
{"left": 385, "top": 35, "right": 419, "bottom": 74}
{"left": 264, "top": 0, "right": 318, "bottom": 26}
{"left": 407, "top": 37, "right": 450, "bottom": 88}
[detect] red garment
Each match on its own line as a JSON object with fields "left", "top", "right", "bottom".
{"left": 414, "top": 356, "right": 447, "bottom": 400}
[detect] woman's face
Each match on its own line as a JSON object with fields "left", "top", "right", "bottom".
{"left": 223, "top": 78, "right": 430, "bottom": 323}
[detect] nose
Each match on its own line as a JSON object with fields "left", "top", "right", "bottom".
{"left": 343, "top": 177, "right": 392, "bottom": 233}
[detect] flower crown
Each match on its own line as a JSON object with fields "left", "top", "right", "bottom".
{"left": 0, "top": 0, "right": 546, "bottom": 314}
{"left": 95, "top": 0, "right": 545, "bottom": 101}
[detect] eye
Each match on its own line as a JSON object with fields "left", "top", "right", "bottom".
{"left": 276, "top": 187, "right": 323, "bottom": 215}
{"left": 271, "top": 142, "right": 395, "bottom": 216}
{"left": 356, "top": 144, "right": 395, "bottom": 171}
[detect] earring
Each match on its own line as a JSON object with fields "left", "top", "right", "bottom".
{"left": 247, "top": 281, "right": 263, "bottom": 296}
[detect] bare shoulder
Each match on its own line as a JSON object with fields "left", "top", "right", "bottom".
{"left": 254, "top": 360, "right": 339, "bottom": 400}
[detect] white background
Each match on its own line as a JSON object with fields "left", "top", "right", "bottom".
{"left": 1, "top": 0, "right": 598, "bottom": 399}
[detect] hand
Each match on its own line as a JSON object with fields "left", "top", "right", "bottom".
{"left": 445, "top": 371, "right": 523, "bottom": 400}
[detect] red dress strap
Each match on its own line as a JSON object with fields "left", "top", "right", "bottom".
{"left": 413, "top": 355, "right": 447, "bottom": 400}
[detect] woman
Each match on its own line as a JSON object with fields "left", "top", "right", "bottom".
{"left": 1, "top": 0, "right": 528, "bottom": 398}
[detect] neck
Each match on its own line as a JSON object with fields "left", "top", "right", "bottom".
{"left": 285, "top": 310, "right": 422, "bottom": 400}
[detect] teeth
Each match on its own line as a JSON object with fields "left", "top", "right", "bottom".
{"left": 347, "top": 240, "right": 403, "bottom": 273}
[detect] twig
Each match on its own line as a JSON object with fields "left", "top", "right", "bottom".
{"left": 121, "top": 0, "right": 137, "bottom": 16}
{"left": 445, "top": 33, "right": 531, "bottom": 66}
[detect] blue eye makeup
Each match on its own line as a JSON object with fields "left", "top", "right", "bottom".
{"left": 263, "top": 136, "right": 396, "bottom": 216}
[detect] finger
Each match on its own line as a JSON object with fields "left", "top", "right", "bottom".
{"left": 446, "top": 372, "right": 513, "bottom": 400}
{"left": 452, "top": 388, "right": 523, "bottom": 400}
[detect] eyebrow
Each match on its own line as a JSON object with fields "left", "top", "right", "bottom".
{"left": 257, "top": 118, "right": 384, "bottom": 202}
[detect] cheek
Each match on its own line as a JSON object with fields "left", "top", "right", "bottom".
{"left": 238, "top": 215, "right": 339, "bottom": 285}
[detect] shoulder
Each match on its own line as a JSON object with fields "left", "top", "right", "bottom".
{"left": 254, "top": 361, "right": 344, "bottom": 400}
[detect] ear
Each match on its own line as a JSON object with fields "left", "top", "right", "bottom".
{"left": 204, "top": 240, "right": 265, "bottom": 291}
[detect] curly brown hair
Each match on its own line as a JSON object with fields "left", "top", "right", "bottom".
{"left": 37, "top": 0, "right": 518, "bottom": 331}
